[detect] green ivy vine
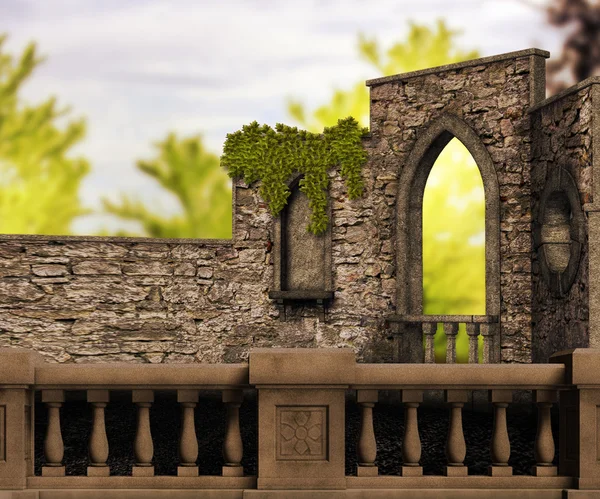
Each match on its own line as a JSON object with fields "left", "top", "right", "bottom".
{"left": 220, "top": 117, "right": 369, "bottom": 235}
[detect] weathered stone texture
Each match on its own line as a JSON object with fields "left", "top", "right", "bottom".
{"left": 530, "top": 85, "right": 595, "bottom": 362}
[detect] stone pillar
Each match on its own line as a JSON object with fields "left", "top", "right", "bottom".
{"left": 87, "top": 389, "right": 110, "bottom": 477}
{"left": 0, "top": 348, "right": 40, "bottom": 490}
{"left": 532, "top": 389, "right": 557, "bottom": 476}
{"left": 222, "top": 389, "right": 244, "bottom": 477}
{"left": 488, "top": 389, "right": 513, "bottom": 476}
{"left": 423, "top": 323, "right": 436, "bottom": 364}
{"left": 466, "top": 323, "right": 480, "bottom": 364}
{"left": 589, "top": 209, "right": 600, "bottom": 349}
{"left": 400, "top": 390, "right": 423, "bottom": 476}
{"left": 444, "top": 390, "right": 468, "bottom": 476}
{"left": 551, "top": 349, "right": 600, "bottom": 489}
{"left": 42, "top": 390, "right": 65, "bottom": 477}
{"left": 356, "top": 389, "right": 378, "bottom": 476}
{"left": 250, "top": 348, "right": 354, "bottom": 490}
{"left": 177, "top": 389, "right": 199, "bottom": 477}
{"left": 444, "top": 323, "right": 459, "bottom": 364}
{"left": 132, "top": 389, "right": 154, "bottom": 476}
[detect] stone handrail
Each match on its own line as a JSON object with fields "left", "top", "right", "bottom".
{"left": 386, "top": 314, "right": 500, "bottom": 363}
{"left": 0, "top": 347, "right": 600, "bottom": 498}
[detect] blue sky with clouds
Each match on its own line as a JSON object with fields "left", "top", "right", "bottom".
{"left": 1, "top": 0, "right": 568, "bottom": 235}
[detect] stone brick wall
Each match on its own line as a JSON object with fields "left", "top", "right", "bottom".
{"left": 0, "top": 174, "right": 394, "bottom": 364}
{"left": 530, "top": 81, "right": 596, "bottom": 362}
{"left": 365, "top": 49, "right": 548, "bottom": 363}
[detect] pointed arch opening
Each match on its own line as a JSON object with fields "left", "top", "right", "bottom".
{"left": 423, "top": 138, "right": 486, "bottom": 363}
{"left": 396, "top": 114, "right": 501, "bottom": 364}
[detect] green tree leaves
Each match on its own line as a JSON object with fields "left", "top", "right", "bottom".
{"left": 99, "top": 133, "right": 232, "bottom": 239}
{"left": 0, "top": 34, "right": 91, "bottom": 235}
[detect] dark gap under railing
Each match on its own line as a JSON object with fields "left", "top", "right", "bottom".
{"left": 34, "top": 389, "right": 559, "bottom": 477}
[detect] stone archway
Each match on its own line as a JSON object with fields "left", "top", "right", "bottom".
{"left": 396, "top": 113, "right": 501, "bottom": 319}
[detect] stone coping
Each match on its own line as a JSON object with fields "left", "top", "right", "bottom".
{"left": 6, "top": 347, "right": 600, "bottom": 389}
{"left": 365, "top": 48, "right": 550, "bottom": 87}
{"left": 34, "top": 363, "right": 250, "bottom": 389}
{"left": 352, "top": 364, "right": 566, "bottom": 390}
{"left": 268, "top": 290, "right": 334, "bottom": 301}
{"left": 528, "top": 75, "right": 600, "bottom": 114}
{"left": 0, "top": 233, "right": 234, "bottom": 246}
{"left": 386, "top": 314, "right": 499, "bottom": 323}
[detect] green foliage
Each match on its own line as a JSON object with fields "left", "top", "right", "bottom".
{"left": 0, "top": 34, "right": 91, "bottom": 234}
{"left": 287, "top": 20, "right": 485, "bottom": 363}
{"left": 221, "top": 117, "right": 368, "bottom": 235}
{"left": 99, "top": 133, "right": 232, "bottom": 239}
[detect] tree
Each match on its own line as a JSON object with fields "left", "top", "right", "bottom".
{"left": 287, "top": 20, "right": 485, "bottom": 363}
{"left": 0, "top": 34, "right": 91, "bottom": 235}
{"left": 97, "top": 133, "right": 232, "bottom": 239}
{"left": 545, "top": 0, "right": 600, "bottom": 94}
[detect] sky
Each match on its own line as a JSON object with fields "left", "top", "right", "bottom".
{"left": 1, "top": 0, "right": 569, "bottom": 235}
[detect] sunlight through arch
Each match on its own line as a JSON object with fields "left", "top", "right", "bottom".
{"left": 422, "top": 137, "right": 486, "bottom": 363}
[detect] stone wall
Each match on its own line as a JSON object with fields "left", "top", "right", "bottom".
{"left": 530, "top": 80, "right": 597, "bottom": 362}
{"left": 0, "top": 172, "right": 394, "bottom": 364}
{"left": 365, "top": 49, "right": 548, "bottom": 363}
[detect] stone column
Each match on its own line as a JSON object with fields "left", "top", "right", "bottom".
{"left": 177, "top": 389, "right": 199, "bottom": 477}
{"left": 480, "top": 324, "right": 495, "bottom": 364}
{"left": 87, "top": 389, "right": 110, "bottom": 477}
{"left": 466, "top": 323, "right": 480, "bottom": 364}
{"left": 356, "top": 389, "right": 378, "bottom": 476}
{"left": 443, "top": 323, "right": 458, "bottom": 364}
{"left": 423, "top": 323, "right": 437, "bottom": 364}
{"left": 444, "top": 390, "right": 468, "bottom": 476}
{"left": 401, "top": 390, "right": 423, "bottom": 476}
{"left": 488, "top": 389, "right": 512, "bottom": 476}
{"left": 0, "top": 348, "right": 40, "bottom": 489}
{"left": 532, "top": 389, "right": 557, "bottom": 476}
{"left": 551, "top": 349, "right": 600, "bottom": 489}
{"left": 42, "top": 390, "right": 65, "bottom": 477}
{"left": 222, "top": 389, "right": 244, "bottom": 477}
{"left": 132, "top": 389, "right": 154, "bottom": 476}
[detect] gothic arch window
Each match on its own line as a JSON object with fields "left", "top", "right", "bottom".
{"left": 396, "top": 114, "right": 501, "bottom": 361}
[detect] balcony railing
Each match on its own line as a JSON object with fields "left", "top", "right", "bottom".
{"left": 386, "top": 314, "right": 500, "bottom": 363}
{"left": 0, "top": 347, "right": 599, "bottom": 498}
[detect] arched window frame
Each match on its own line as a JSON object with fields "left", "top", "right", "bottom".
{"left": 395, "top": 113, "right": 501, "bottom": 328}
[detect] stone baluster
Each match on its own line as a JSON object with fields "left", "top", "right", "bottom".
{"left": 87, "top": 390, "right": 110, "bottom": 477}
{"left": 444, "top": 322, "right": 459, "bottom": 364}
{"left": 466, "top": 323, "right": 480, "bottom": 364}
{"left": 401, "top": 390, "right": 423, "bottom": 476}
{"left": 132, "top": 390, "right": 154, "bottom": 476}
{"left": 480, "top": 323, "right": 495, "bottom": 364}
{"left": 177, "top": 389, "right": 199, "bottom": 477}
{"left": 423, "top": 323, "right": 437, "bottom": 364}
{"left": 489, "top": 389, "right": 513, "bottom": 476}
{"left": 222, "top": 389, "right": 244, "bottom": 477}
{"left": 356, "top": 389, "right": 378, "bottom": 476}
{"left": 444, "top": 390, "right": 468, "bottom": 476}
{"left": 532, "top": 390, "right": 558, "bottom": 476}
{"left": 42, "top": 390, "right": 65, "bottom": 477}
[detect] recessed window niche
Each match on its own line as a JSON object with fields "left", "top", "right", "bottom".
{"left": 268, "top": 174, "right": 333, "bottom": 321}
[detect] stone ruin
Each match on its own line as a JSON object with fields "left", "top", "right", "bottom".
{"left": 0, "top": 47, "right": 598, "bottom": 366}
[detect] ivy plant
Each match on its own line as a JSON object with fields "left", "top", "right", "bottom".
{"left": 220, "top": 116, "right": 369, "bottom": 235}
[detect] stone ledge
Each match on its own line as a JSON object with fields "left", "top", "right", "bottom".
{"left": 365, "top": 48, "right": 550, "bottom": 87}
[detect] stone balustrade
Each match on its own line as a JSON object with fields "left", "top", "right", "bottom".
{"left": 386, "top": 314, "right": 500, "bottom": 363}
{"left": 0, "top": 347, "right": 599, "bottom": 498}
